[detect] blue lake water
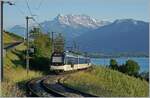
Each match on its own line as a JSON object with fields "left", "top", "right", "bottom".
{"left": 91, "top": 57, "right": 149, "bottom": 72}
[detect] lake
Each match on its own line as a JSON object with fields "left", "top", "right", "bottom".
{"left": 91, "top": 57, "right": 149, "bottom": 72}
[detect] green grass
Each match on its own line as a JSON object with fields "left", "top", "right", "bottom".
{"left": 4, "top": 31, "right": 23, "bottom": 44}
{"left": 63, "top": 66, "right": 149, "bottom": 97}
{"left": 2, "top": 43, "right": 43, "bottom": 97}
{"left": 4, "top": 32, "right": 15, "bottom": 44}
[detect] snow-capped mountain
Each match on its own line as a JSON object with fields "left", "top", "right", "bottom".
{"left": 53, "top": 14, "right": 109, "bottom": 29}
{"left": 40, "top": 14, "right": 110, "bottom": 39}
{"left": 9, "top": 14, "right": 110, "bottom": 39}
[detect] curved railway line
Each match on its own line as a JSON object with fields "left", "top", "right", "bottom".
{"left": 27, "top": 76, "right": 55, "bottom": 97}
{"left": 27, "top": 70, "right": 97, "bottom": 97}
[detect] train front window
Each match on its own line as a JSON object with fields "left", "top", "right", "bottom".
{"left": 52, "top": 57, "right": 62, "bottom": 63}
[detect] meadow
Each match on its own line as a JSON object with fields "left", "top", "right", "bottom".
{"left": 63, "top": 66, "right": 149, "bottom": 97}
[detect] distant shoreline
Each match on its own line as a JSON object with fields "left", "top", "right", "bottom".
{"left": 91, "top": 57, "right": 149, "bottom": 72}
{"left": 90, "top": 56, "right": 149, "bottom": 59}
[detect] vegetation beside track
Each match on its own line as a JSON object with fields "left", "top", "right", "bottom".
{"left": 4, "top": 31, "right": 23, "bottom": 44}
{"left": 63, "top": 66, "right": 149, "bottom": 97}
{"left": 2, "top": 42, "right": 43, "bottom": 96}
{"left": 2, "top": 30, "right": 55, "bottom": 96}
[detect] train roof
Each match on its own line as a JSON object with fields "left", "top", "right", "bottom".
{"left": 64, "top": 51, "right": 88, "bottom": 58}
{"left": 52, "top": 51, "right": 90, "bottom": 59}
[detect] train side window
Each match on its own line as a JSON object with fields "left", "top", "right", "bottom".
{"left": 74, "top": 58, "right": 78, "bottom": 64}
{"left": 67, "top": 57, "right": 73, "bottom": 64}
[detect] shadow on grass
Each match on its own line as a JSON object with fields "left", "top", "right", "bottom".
{"left": 11, "top": 50, "right": 26, "bottom": 68}
{"left": 12, "top": 50, "right": 50, "bottom": 75}
{"left": 29, "top": 57, "right": 51, "bottom": 75}
{"left": 11, "top": 60, "right": 24, "bottom": 68}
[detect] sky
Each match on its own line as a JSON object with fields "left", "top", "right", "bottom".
{"left": 3, "top": 0, "right": 150, "bottom": 29}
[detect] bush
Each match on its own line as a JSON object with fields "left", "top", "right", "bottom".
{"left": 109, "top": 59, "right": 118, "bottom": 70}
{"left": 122, "top": 60, "right": 140, "bottom": 76}
{"left": 30, "top": 33, "right": 51, "bottom": 72}
{"left": 30, "top": 57, "right": 50, "bottom": 71}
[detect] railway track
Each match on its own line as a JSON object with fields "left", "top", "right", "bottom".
{"left": 27, "top": 70, "right": 96, "bottom": 97}
{"left": 26, "top": 76, "right": 55, "bottom": 97}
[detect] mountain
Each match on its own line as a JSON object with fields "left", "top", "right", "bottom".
{"left": 9, "top": 25, "right": 26, "bottom": 37}
{"left": 40, "top": 14, "right": 110, "bottom": 40}
{"left": 76, "top": 19, "right": 149, "bottom": 53}
{"left": 9, "top": 14, "right": 110, "bottom": 40}
{"left": 53, "top": 14, "right": 108, "bottom": 29}
{"left": 9, "top": 16, "right": 148, "bottom": 54}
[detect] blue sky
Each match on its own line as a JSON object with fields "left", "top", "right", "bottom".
{"left": 4, "top": 0, "right": 149, "bottom": 29}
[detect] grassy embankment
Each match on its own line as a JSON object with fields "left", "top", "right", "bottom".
{"left": 63, "top": 66, "right": 149, "bottom": 97}
{"left": 4, "top": 32, "right": 15, "bottom": 44}
{"left": 4, "top": 31, "right": 23, "bottom": 44}
{"left": 2, "top": 32, "right": 43, "bottom": 96}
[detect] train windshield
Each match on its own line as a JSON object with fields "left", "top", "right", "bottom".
{"left": 52, "top": 56, "right": 62, "bottom": 63}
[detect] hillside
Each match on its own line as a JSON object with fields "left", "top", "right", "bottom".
{"left": 76, "top": 19, "right": 149, "bottom": 53}
{"left": 4, "top": 31, "right": 23, "bottom": 44}
{"left": 4, "top": 32, "right": 15, "bottom": 44}
{"left": 63, "top": 66, "right": 149, "bottom": 97}
{"left": 2, "top": 33, "right": 43, "bottom": 96}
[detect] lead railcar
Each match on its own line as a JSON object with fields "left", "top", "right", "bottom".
{"left": 50, "top": 51, "right": 91, "bottom": 72}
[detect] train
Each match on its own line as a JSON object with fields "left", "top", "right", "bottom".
{"left": 50, "top": 51, "right": 91, "bottom": 72}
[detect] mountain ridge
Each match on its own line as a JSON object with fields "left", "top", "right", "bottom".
{"left": 8, "top": 14, "right": 149, "bottom": 53}
{"left": 75, "top": 19, "right": 149, "bottom": 53}
{"left": 9, "top": 14, "right": 110, "bottom": 39}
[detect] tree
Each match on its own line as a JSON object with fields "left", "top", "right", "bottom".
{"left": 123, "top": 59, "right": 140, "bottom": 76}
{"left": 29, "top": 27, "right": 41, "bottom": 40}
{"left": 54, "top": 33, "right": 65, "bottom": 53}
{"left": 29, "top": 28, "right": 52, "bottom": 71}
{"left": 33, "top": 33, "right": 52, "bottom": 58}
{"left": 28, "top": 28, "right": 52, "bottom": 58}
{"left": 109, "top": 59, "right": 118, "bottom": 70}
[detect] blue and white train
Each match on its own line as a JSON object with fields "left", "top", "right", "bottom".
{"left": 50, "top": 51, "right": 91, "bottom": 71}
